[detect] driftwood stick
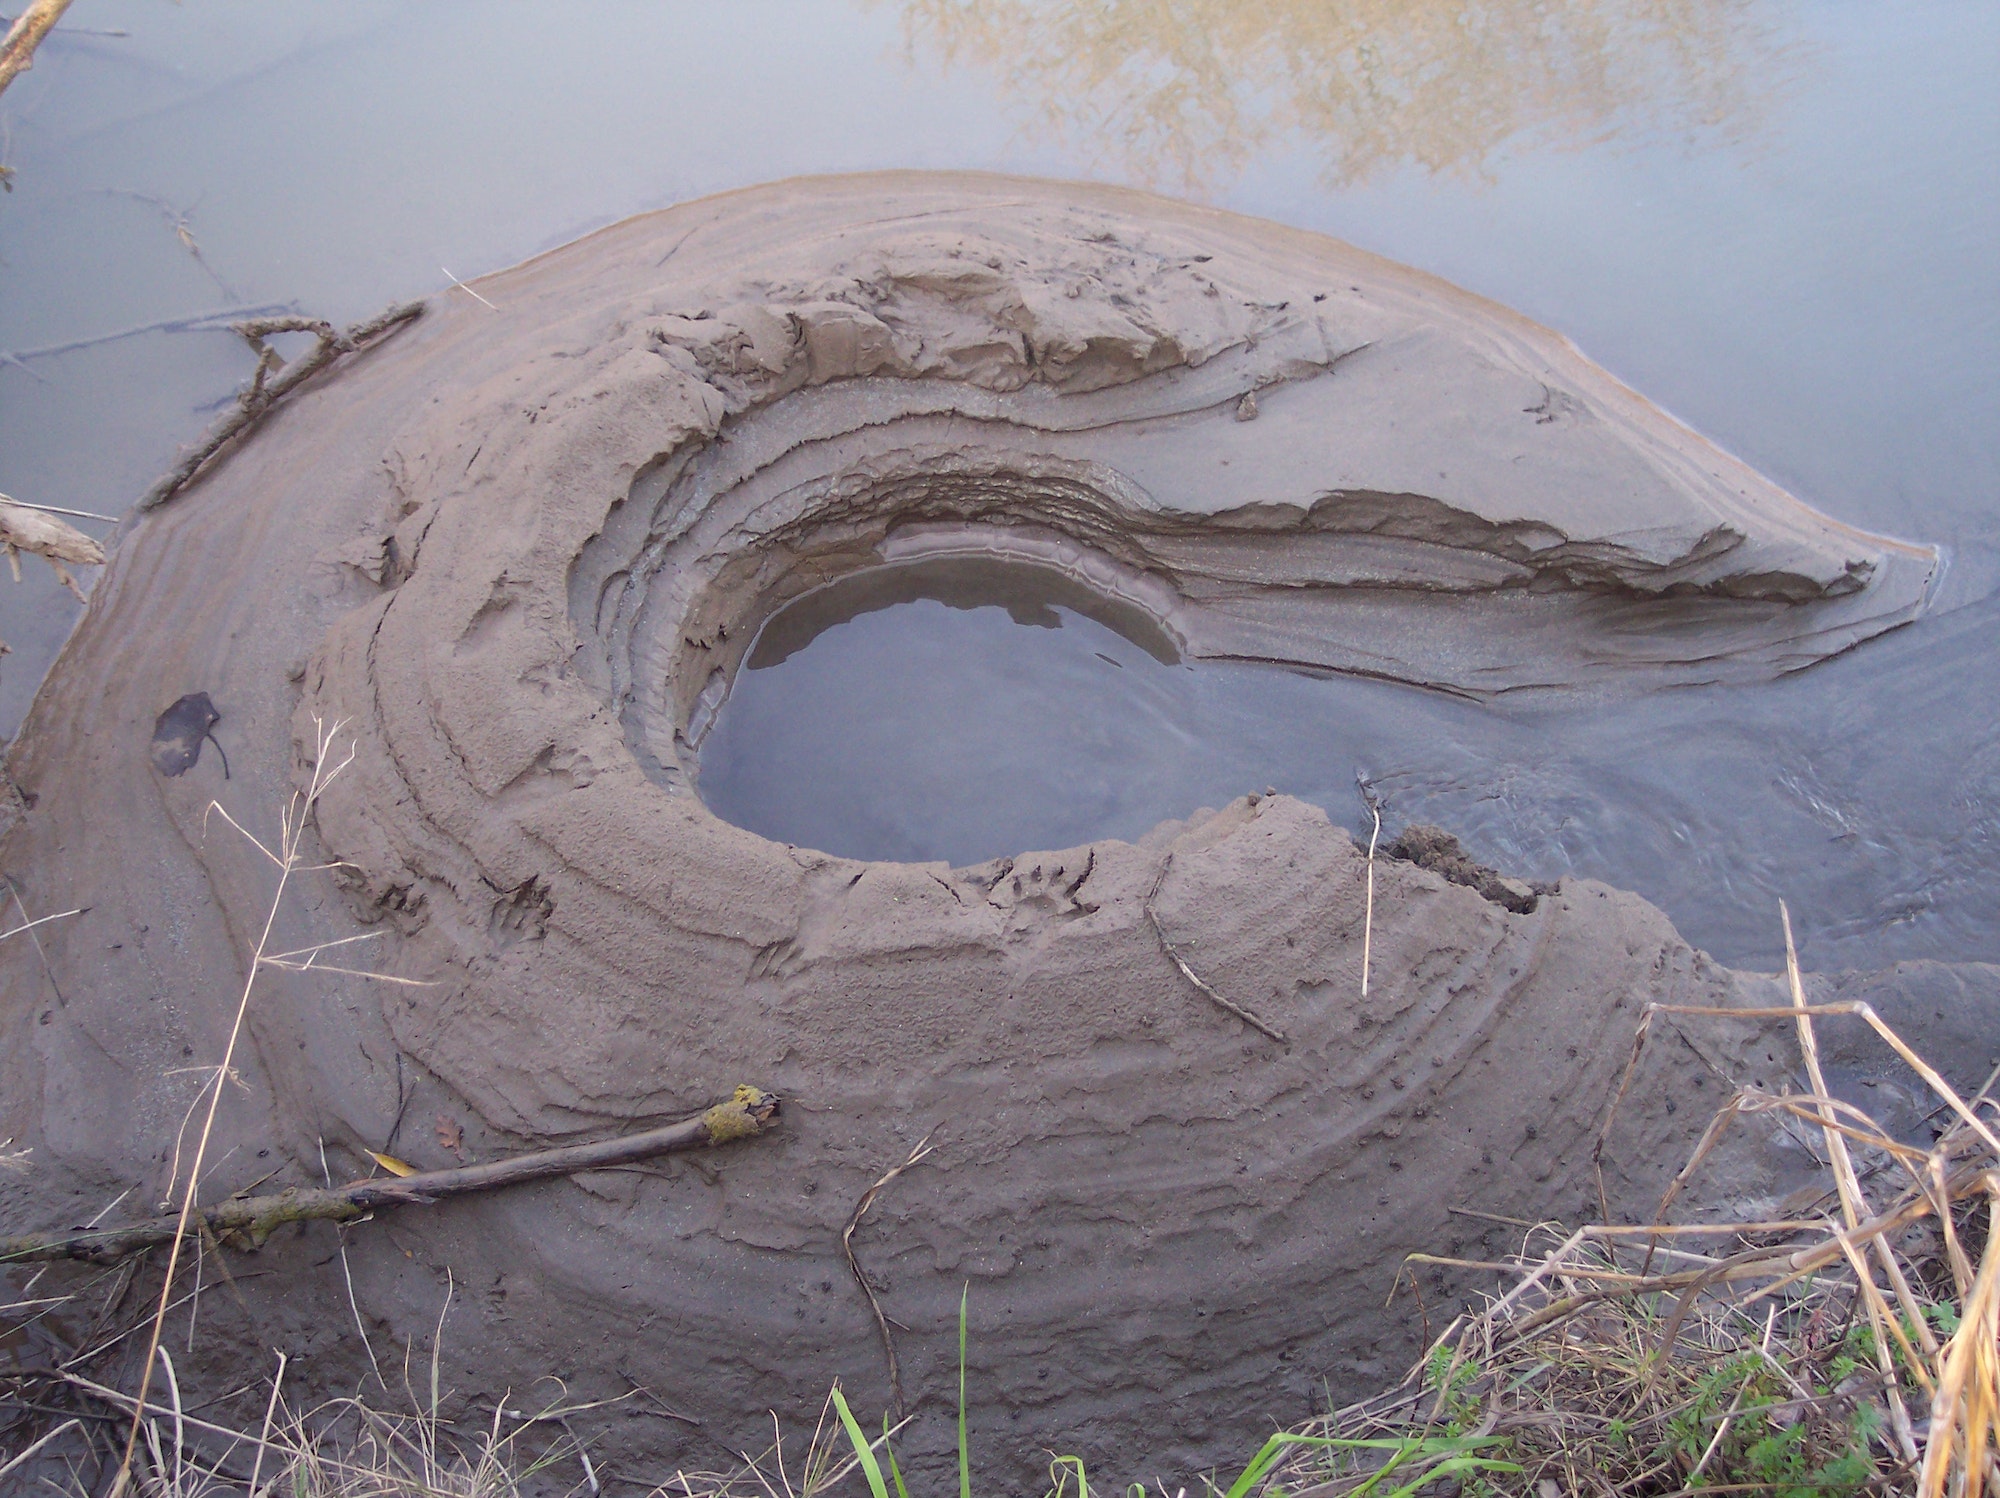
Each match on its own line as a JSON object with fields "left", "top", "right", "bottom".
{"left": 135, "top": 300, "right": 425, "bottom": 513}
{"left": 1, "top": 1086, "right": 780, "bottom": 1265}
{"left": 0, "top": 495, "right": 103, "bottom": 607}
{"left": 0, "top": 0, "right": 73, "bottom": 99}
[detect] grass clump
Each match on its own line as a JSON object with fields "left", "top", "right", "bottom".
{"left": 1243, "top": 932, "right": 2000, "bottom": 1497}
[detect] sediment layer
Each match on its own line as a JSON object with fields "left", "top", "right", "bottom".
{"left": 0, "top": 174, "right": 1961, "bottom": 1485}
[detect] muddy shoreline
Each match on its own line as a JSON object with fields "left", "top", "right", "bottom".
{"left": 0, "top": 174, "right": 1983, "bottom": 1487}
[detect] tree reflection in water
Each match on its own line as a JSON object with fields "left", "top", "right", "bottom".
{"left": 880, "top": 0, "right": 1799, "bottom": 189}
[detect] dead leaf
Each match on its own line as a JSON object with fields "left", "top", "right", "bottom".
{"left": 434, "top": 1113, "right": 465, "bottom": 1161}
{"left": 366, "top": 1149, "right": 416, "bottom": 1178}
{"left": 149, "top": 692, "right": 224, "bottom": 778}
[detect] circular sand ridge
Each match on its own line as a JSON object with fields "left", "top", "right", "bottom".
{"left": 0, "top": 174, "right": 1947, "bottom": 1484}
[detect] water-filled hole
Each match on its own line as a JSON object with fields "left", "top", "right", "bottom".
{"left": 702, "top": 556, "right": 1259, "bottom": 864}
{"left": 692, "top": 543, "right": 1974, "bottom": 978}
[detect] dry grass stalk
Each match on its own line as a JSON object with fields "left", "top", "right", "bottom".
{"left": 12, "top": 1343, "right": 904, "bottom": 1497}
{"left": 1360, "top": 790, "right": 1381, "bottom": 999}
{"left": 843, "top": 1126, "right": 942, "bottom": 1421}
{"left": 105, "top": 719, "right": 373, "bottom": 1494}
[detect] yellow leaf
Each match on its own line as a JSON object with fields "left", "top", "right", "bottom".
{"left": 366, "top": 1150, "right": 417, "bottom": 1178}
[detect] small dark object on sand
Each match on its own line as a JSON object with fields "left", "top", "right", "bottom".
{"left": 1385, "top": 823, "right": 1543, "bottom": 914}
{"left": 148, "top": 692, "right": 228, "bottom": 778}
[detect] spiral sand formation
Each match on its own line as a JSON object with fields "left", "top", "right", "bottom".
{"left": 3, "top": 174, "right": 1985, "bottom": 1483}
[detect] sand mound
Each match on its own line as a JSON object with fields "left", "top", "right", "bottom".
{"left": 0, "top": 174, "right": 1965, "bottom": 1484}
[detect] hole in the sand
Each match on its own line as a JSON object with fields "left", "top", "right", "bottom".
{"left": 697, "top": 556, "right": 1193, "bottom": 865}
{"left": 745, "top": 556, "right": 1181, "bottom": 670}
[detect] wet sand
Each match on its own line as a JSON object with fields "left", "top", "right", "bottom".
{"left": 0, "top": 174, "right": 1982, "bottom": 1485}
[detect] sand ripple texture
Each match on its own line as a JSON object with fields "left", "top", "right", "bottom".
{"left": 0, "top": 175, "right": 1970, "bottom": 1483}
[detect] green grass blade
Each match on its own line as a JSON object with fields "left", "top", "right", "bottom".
{"left": 1049, "top": 1454, "right": 1088, "bottom": 1498}
{"left": 958, "top": 1283, "right": 972, "bottom": 1498}
{"left": 830, "top": 1386, "right": 891, "bottom": 1498}
{"left": 1224, "top": 1433, "right": 1343, "bottom": 1498}
{"left": 882, "top": 1416, "right": 912, "bottom": 1498}
{"left": 1377, "top": 1454, "right": 1521, "bottom": 1498}
{"left": 1346, "top": 1439, "right": 1422, "bottom": 1498}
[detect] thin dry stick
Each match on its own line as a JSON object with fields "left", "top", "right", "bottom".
{"left": 1592, "top": 1004, "right": 1658, "bottom": 1224}
{"left": 0, "top": 303, "right": 295, "bottom": 366}
{"left": 244, "top": 1349, "right": 287, "bottom": 1498}
{"left": 136, "top": 301, "right": 423, "bottom": 512}
{"left": 842, "top": 1127, "right": 941, "bottom": 1421}
{"left": 442, "top": 266, "right": 500, "bottom": 311}
{"left": 0, "top": 1416, "right": 82, "bottom": 1482}
{"left": 0, "top": 904, "right": 80, "bottom": 943}
{"left": 1360, "top": 792, "right": 1382, "bottom": 999}
{"left": 321, "top": 1134, "right": 387, "bottom": 1393}
{"left": 4, "top": 876, "right": 72, "bottom": 1004}
{"left": 1144, "top": 854, "right": 1287, "bottom": 1043}
{"left": 0, "top": 494, "right": 116, "bottom": 522}
{"left": 0, "top": 0, "right": 74, "bottom": 99}
{"left": 1640, "top": 1095, "right": 1751, "bottom": 1274}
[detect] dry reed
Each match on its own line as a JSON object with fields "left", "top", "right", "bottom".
{"left": 1244, "top": 914, "right": 2000, "bottom": 1497}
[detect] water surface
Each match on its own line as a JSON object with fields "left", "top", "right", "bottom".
{"left": 2, "top": 1, "right": 1996, "bottom": 971}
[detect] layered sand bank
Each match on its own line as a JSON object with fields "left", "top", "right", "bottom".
{"left": 0, "top": 174, "right": 1974, "bottom": 1484}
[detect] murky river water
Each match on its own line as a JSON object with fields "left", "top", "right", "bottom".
{"left": 2, "top": 2, "right": 1996, "bottom": 972}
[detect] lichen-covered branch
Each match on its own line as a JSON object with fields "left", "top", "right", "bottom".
{"left": 0, "top": 1086, "right": 780, "bottom": 1264}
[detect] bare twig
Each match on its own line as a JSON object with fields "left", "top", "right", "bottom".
{"left": 0, "top": 903, "right": 80, "bottom": 943}
{"left": 136, "top": 300, "right": 425, "bottom": 512}
{"left": 3, "top": 875, "right": 74, "bottom": 1008}
{"left": 0, "top": 1416, "right": 81, "bottom": 1482}
{"left": 842, "top": 1127, "right": 941, "bottom": 1420}
{"left": 1144, "top": 854, "right": 1287, "bottom": 1042}
{"left": 100, "top": 189, "right": 239, "bottom": 297}
{"left": 442, "top": 266, "right": 500, "bottom": 311}
{"left": 0, "top": 496, "right": 115, "bottom": 523}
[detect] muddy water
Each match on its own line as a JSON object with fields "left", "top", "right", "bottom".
{"left": 2, "top": 2, "right": 1997, "bottom": 979}
{"left": 707, "top": 545, "right": 2000, "bottom": 967}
